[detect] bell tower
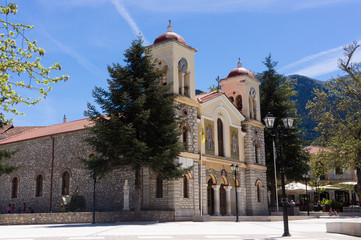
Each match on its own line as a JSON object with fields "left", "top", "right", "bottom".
{"left": 220, "top": 59, "right": 261, "bottom": 121}
{"left": 149, "top": 20, "right": 197, "bottom": 100}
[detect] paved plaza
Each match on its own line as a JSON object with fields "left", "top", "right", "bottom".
{"left": 0, "top": 217, "right": 360, "bottom": 240}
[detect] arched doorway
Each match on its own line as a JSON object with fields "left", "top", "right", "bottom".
{"left": 220, "top": 183, "right": 226, "bottom": 215}
{"left": 320, "top": 191, "right": 329, "bottom": 200}
{"left": 335, "top": 190, "right": 350, "bottom": 205}
{"left": 207, "top": 178, "right": 215, "bottom": 215}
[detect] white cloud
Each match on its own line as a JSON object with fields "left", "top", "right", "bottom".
{"left": 279, "top": 40, "right": 361, "bottom": 78}
{"left": 41, "top": 29, "right": 103, "bottom": 77}
{"left": 110, "top": 0, "right": 149, "bottom": 45}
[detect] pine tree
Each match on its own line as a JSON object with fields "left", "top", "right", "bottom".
{"left": 0, "top": 149, "right": 18, "bottom": 177}
{"left": 82, "top": 36, "right": 188, "bottom": 213}
{"left": 258, "top": 55, "right": 309, "bottom": 206}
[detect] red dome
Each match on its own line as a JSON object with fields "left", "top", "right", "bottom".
{"left": 154, "top": 31, "right": 186, "bottom": 45}
{"left": 227, "top": 67, "right": 255, "bottom": 79}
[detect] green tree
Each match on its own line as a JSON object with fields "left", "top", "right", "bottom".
{"left": 258, "top": 54, "right": 309, "bottom": 206}
{"left": 0, "top": 2, "right": 68, "bottom": 125}
{"left": 0, "top": 149, "right": 18, "bottom": 176}
{"left": 307, "top": 42, "right": 361, "bottom": 200}
{"left": 82, "top": 37, "right": 189, "bottom": 213}
{"left": 0, "top": 2, "right": 68, "bottom": 176}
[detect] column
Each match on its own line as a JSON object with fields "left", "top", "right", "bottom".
{"left": 123, "top": 180, "right": 130, "bottom": 211}
{"left": 329, "top": 190, "right": 335, "bottom": 201}
{"left": 212, "top": 185, "right": 221, "bottom": 216}
{"left": 224, "top": 186, "right": 232, "bottom": 216}
{"left": 237, "top": 187, "right": 242, "bottom": 216}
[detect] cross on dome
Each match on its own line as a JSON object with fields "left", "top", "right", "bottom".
{"left": 167, "top": 19, "right": 173, "bottom": 32}
{"left": 237, "top": 58, "right": 242, "bottom": 68}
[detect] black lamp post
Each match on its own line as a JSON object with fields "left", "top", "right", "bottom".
{"left": 230, "top": 164, "right": 240, "bottom": 222}
{"left": 264, "top": 112, "right": 294, "bottom": 237}
{"left": 302, "top": 173, "right": 310, "bottom": 216}
{"left": 92, "top": 172, "right": 97, "bottom": 224}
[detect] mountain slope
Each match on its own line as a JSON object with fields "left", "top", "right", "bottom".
{"left": 287, "top": 74, "right": 328, "bottom": 144}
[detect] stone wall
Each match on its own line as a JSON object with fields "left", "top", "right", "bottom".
{"left": 242, "top": 121, "right": 266, "bottom": 166}
{"left": 0, "top": 130, "right": 136, "bottom": 214}
{"left": 0, "top": 211, "right": 175, "bottom": 225}
{"left": 177, "top": 103, "right": 198, "bottom": 154}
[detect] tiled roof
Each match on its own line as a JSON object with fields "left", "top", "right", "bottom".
{"left": 0, "top": 125, "right": 40, "bottom": 139}
{"left": 0, "top": 118, "right": 92, "bottom": 145}
{"left": 196, "top": 91, "right": 226, "bottom": 103}
{"left": 304, "top": 145, "right": 329, "bottom": 154}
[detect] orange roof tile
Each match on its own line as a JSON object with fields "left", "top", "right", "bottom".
{"left": 0, "top": 125, "right": 40, "bottom": 139}
{"left": 0, "top": 118, "right": 92, "bottom": 145}
{"left": 304, "top": 145, "right": 329, "bottom": 154}
{"left": 196, "top": 91, "right": 226, "bottom": 103}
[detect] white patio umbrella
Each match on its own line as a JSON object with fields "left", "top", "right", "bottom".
{"left": 332, "top": 181, "right": 356, "bottom": 191}
{"left": 285, "top": 181, "right": 315, "bottom": 191}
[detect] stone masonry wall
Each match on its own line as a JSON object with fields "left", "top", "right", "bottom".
{"left": 242, "top": 122, "right": 266, "bottom": 166}
{"left": 0, "top": 211, "right": 175, "bottom": 225}
{"left": 245, "top": 168, "right": 268, "bottom": 215}
{"left": 0, "top": 130, "right": 136, "bottom": 214}
{"left": 176, "top": 103, "right": 198, "bottom": 154}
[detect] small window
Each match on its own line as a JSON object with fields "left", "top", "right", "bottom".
{"left": 62, "top": 171, "right": 70, "bottom": 195}
{"left": 257, "top": 185, "right": 261, "bottom": 202}
{"left": 35, "top": 174, "right": 43, "bottom": 197}
{"left": 156, "top": 176, "right": 163, "bottom": 198}
{"left": 183, "top": 176, "right": 189, "bottom": 198}
{"left": 255, "top": 145, "right": 259, "bottom": 163}
{"left": 254, "top": 141, "right": 260, "bottom": 164}
{"left": 236, "top": 95, "right": 242, "bottom": 111}
{"left": 182, "top": 127, "right": 188, "bottom": 148}
{"left": 11, "top": 177, "right": 18, "bottom": 198}
{"left": 335, "top": 167, "right": 343, "bottom": 175}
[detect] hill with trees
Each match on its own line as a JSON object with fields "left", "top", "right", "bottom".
{"left": 286, "top": 74, "right": 328, "bottom": 145}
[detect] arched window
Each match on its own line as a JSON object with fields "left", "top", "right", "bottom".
{"left": 229, "top": 96, "right": 234, "bottom": 103}
{"left": 257, "top": 185, "right": 261, "bottom": 202}
{"left": 217, "top": 118, "right": 224, "bottom": 157}
{"left": 178, "top": 58, "right": 189, "bottom": 97}
{"left": 11, "top": 177, "right": 18, "bottom": 198}
{"left": 255, "top": 180, "right": 264, "bottom": 203}
{"left": 249, "top": 96, "right": 254, "bottom": 119}
{"left": 236, "top": 95, "right": 242, "bottom": 112}
{"left": 182, "top": 127, "right": 188, "bottom": 149}
{"left": 35, "top": 174, "right": 43, "bottom": 197}
{"left": 183, "top": 175, "right": 189, "bottom": 198}
{"left": 156, "top": 176, "right": 163, "bottom": 198}
{"left": 161, "top": 65, "right": 167, "bottom": 86}
{"left": 254, "top": 141, "right": 260, "bottom": 164}
{"left": 61, "top": 171, "right": 70, "bottom": 195}
{"left": 253, "top": 98, "right": 257, "bottom": 120}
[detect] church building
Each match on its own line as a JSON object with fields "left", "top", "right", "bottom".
{"left": 0, "top": 22, "right": 268, "bottom": 220}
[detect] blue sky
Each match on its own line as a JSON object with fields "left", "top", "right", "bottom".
{"left": 5, "top": 0, "right": 361, "bottom": 126}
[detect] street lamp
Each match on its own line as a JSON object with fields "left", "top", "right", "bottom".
{"left": 230, "top": 164, "right": 240, "bottom": 222}
{"left": 264, "top": 112, "right": 294, "bottom": 237}
{"left": 92, "top": 172, "right": 97, "bottom": 224}
{"left": 302, "top": 173, "right": 310, "bottom": 216}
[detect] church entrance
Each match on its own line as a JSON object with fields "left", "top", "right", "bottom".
{"left": 220, "top": 184, "right": 226, "bottom": 215}
{"left": 207, "top": 179, "right": 214, "bottom": 215}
